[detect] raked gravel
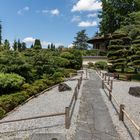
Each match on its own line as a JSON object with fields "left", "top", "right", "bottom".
{"left": 0, "top": 72, "right": 86, "bottom": 140}
{"left": 100, "top": 76, "right": 140, "bottom": 140}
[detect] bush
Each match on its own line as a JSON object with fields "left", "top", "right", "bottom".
{"left": 88, "top": 62, "right": 94, "bottom": 68}
{"left": 0, "top": 107, "right": 6, "bottom": 119}
{"left": 63, "top": 69, "right": 77, "bottom": 77}
{"left": 51, "top": 72, "right": 64, "bottom": 84}
{"left": 95, "top": 61, "right": 107, "bottom": 70}
{"left": 0, "top": 73, "right": 25, "bottom": 94}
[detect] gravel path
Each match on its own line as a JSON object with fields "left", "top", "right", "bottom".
{"left": 98, "top": 71, "right": 140, "bottom": 140}
{"left": 0, "top": 73, "right": 84, "bottom": 140}
{"left": 73, "top": 70, "right": 120, "bottom": 140}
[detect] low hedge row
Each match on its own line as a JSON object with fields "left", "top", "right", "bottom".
{"left": 0, "top": 77, "right": 64, "bottom": 119}
{"left": 0, "top": 69, "right": 77, "bottom": 119}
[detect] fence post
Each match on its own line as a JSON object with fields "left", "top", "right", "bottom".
{"left": 108, "top": 76, "right": 110, "bottom": 85}
{"left": 119, "top": 104, "right": 125, "bottom": 121}
{"left": 105, "top": 75, "right": 107, "bottom": 81}
{"left": 110, "top": 80, "right": 113, "bottom": 91}
{"left": 86, "top": 69, "right": 88, "bottom": 79}
{"left": 65, "top": 107, "right": 70, "bottom": 129}
{"left": 75, "top": 87, "right": 78, "bottom": 100}
{"left": 109, "top": 90, "right": 112, "bottom": 101}
{"left": 102, "top": 80, "right": 104, "bottom": 89}
{"left": 78, "top": 79, "right": 80, "bottom": 89}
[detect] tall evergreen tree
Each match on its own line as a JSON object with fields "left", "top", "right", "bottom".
{"left": 21, "top": 42, "right": 27, "bottom": 51}
{"left": 33, "top": 39, "right": 42, "bottom": 49}
{"left": 99, "top": 0, "right": 140, "bottom": 35}
{"left": 17, "top": 39, "right": 22, "bottom": 52}
{"left": 13, "top": 40, "right": 18, "bottom": 51}
{"left": 0, "top": 21, "right": 2, "bottom": 45}
{"left": 73, "top": 30, "right": 89, "bottom": 50}
{"left": 3, "top": 39, "right": 10, "bottom": 50}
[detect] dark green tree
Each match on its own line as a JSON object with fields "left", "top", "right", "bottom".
{"left": 13, "top": 40, "right": 18, "bottom": 51}
{"left": 33, "top": 39, "right": 42, "bottom": 49}
{"left": 0, "top": 21, "right": 2, "bottom": 45}
{"left": 107, "top": 31, "right": 131, "bottom": 72}
{"left": 73, "top": 30, "right": 89, "bottom": 50}
{"left": 99, "top": 0, "right": 140, "bottom": 35}
{"left": 21, "top": 42, "right": 27, "bottom": 51}
{"left": 3, "top": 39, "right": 10, "bottom": 50}
{"left": 17, "top": 39, "right": 22, "bottom": 52}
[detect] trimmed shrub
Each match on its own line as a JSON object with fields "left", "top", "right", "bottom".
{"left": 95, "top": 61, "right": 107, "bottom": 70}
{"left": 51, "top": 72, "right": 64, "bottom": 84}
{"left": 0, "top": 73, "right": 25, "bottom": 94}
{"left": 88, "top": 62, "right": 94, "bottom": 68}
{"left": 0, "top": 107, "right": 6, "bottom": 119}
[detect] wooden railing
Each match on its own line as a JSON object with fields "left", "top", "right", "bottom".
{"left": 96, "top": 69, "right": 140, "bottom": 136}
{"left": 65, "top": 75, "right": 83, "bottom": 129}
{"left": 0, "top": 74, "right": 83, "bottom": 131}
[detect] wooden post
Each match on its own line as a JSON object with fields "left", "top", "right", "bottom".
{"left": 102, "top": 80, "right": 104, "bottom": 89}
{"left": 78, "top": 79, "right": 80, "bottom": 89}
{"left": 65, "top": 107, "right": 70, "bottom": 129}
{"left": 119, "top": 104, "right": 125, "bottom": 121}
{"left": 75, "top": 87, "right": 78, "bottom": 100}
{"left": 110, "top": 80, "right": 113, "bottom": 91}
{"left": 105, "top": 75, "right": 107, "bottom": 81}
{"left": 109, "top": 90, "right": 112, "bottom": 101}
{"left": 108, "top": 76, "right": 110, "bottom": 85}
{"left": 86, "top": 69, "right": 88, "bottom": 79}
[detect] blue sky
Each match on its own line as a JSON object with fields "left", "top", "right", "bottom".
{"left": 0, "top": 0, "right": 102, "bottom": 47}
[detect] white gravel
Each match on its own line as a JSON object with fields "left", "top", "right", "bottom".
{"left": 0, "top": 72, "right": 86, "bottom": 140}
{"left": 99, "top": 76, "right": 140, "bottom": 140}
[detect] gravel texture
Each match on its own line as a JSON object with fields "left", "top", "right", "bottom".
{"left": 0, "top": 72, "right": 85, "bottom": 140}
{"left": 98, "top": 71, "right": 140, "bottom": 140}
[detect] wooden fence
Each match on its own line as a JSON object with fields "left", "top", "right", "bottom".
{"left": 96, "top": 69, "right": 140, "bottom": 136}
{"left": 0, "top": 73, "right": 83, "bottom": 131}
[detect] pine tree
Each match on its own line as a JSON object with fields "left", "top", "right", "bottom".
{"left": 108, "top": 31, "right": 131, "bottom": 72}
{"left": 33, "top": 39, "right": 42, "bottom": 49}
{"left": 21, "top": 42, "right": 27, "bottom": 50}
{"left": 0, "top": 21, "right": 2, "bottom": 45}
{"left": 73, "top": 30, "right": 89, "bottom": 50}
{"left": 13, "top": 40, "right": 18, "bottom": 51}
{"left": 3, "top": 39, "right": 10, "bottom": 50}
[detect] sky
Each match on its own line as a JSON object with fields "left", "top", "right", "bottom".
{"left": 0, "top": 0, "right": 102, "bottom": 48}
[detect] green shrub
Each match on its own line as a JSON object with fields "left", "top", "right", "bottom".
{"left": 95, "top": 61, "right": 107, "bottom": 70}
{"left": 51, "top": 72, "right": 64, "bottom": 84}
{"left": 0, "top": 73, "right": 25, "bottom": 94}
{"left": 88, "top": 62, "right": 94, "bottom": 68}
{"left": 63, "top": 69, "right": 77, "bottom": 77}
{"left": 0, "top": 107, "right": 6, "bottom": 119}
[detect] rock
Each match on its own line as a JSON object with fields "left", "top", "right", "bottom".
{"left": 129, "top": 87, "right": 140, "bottom": 97}
{"left": 58, "top": 83, "right": 72, "bottom": 92}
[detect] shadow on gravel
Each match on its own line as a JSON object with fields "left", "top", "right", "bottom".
{"left": 0, "top": 123, "right": 64, "bottom": 135}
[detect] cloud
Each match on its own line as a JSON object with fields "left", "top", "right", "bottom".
{"left": 72, "top": 0, "right": 102, "bottom": 12}
{"left": 71, "top": 15, "right": 81, "bottom": 22}
{"left": 87, "top": 13, "right": 97, "bottom": 18}
{"left": 68, "top": 44, "right": 73, "bottom": 48}
{"left": 50, "top": 9, "right": 60, "bottom": 15}
{"left": 17, "top": 6, "right": 30, "bottom": 15}
{"left": 78, "top": 21, "right": 97, "bottom": 27}
{"left": 23, "top": 37, "right": 35, "bottom": 43}
{"left": 23, "top": 37, "right": 64, "bottom": 48}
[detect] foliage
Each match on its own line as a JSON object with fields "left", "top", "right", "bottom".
{"left": 99, "top": 0, "right": 140, "bottom": 35}
{"left": 0, "top": 73, "right": 25, "bottom": 94}
{"left": 73, "top": 30, "right": 89, "bottom": 50}
{"left": 33, "top": 39, "right": 42, "bottom": 49}
{"left": 0, "top": 107, "right": 5, "bottom": 118}
{"left": 95, "top": 61, "right": 107, "bottom": 70}
{"left": 3, "top": 39, "right": 10, "bottom": 50}
{"left": 88, "top": 62, "right": 94, "bottom": 68}
{"left": 0, "top": 21, "right": 2, "bottom": 45}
